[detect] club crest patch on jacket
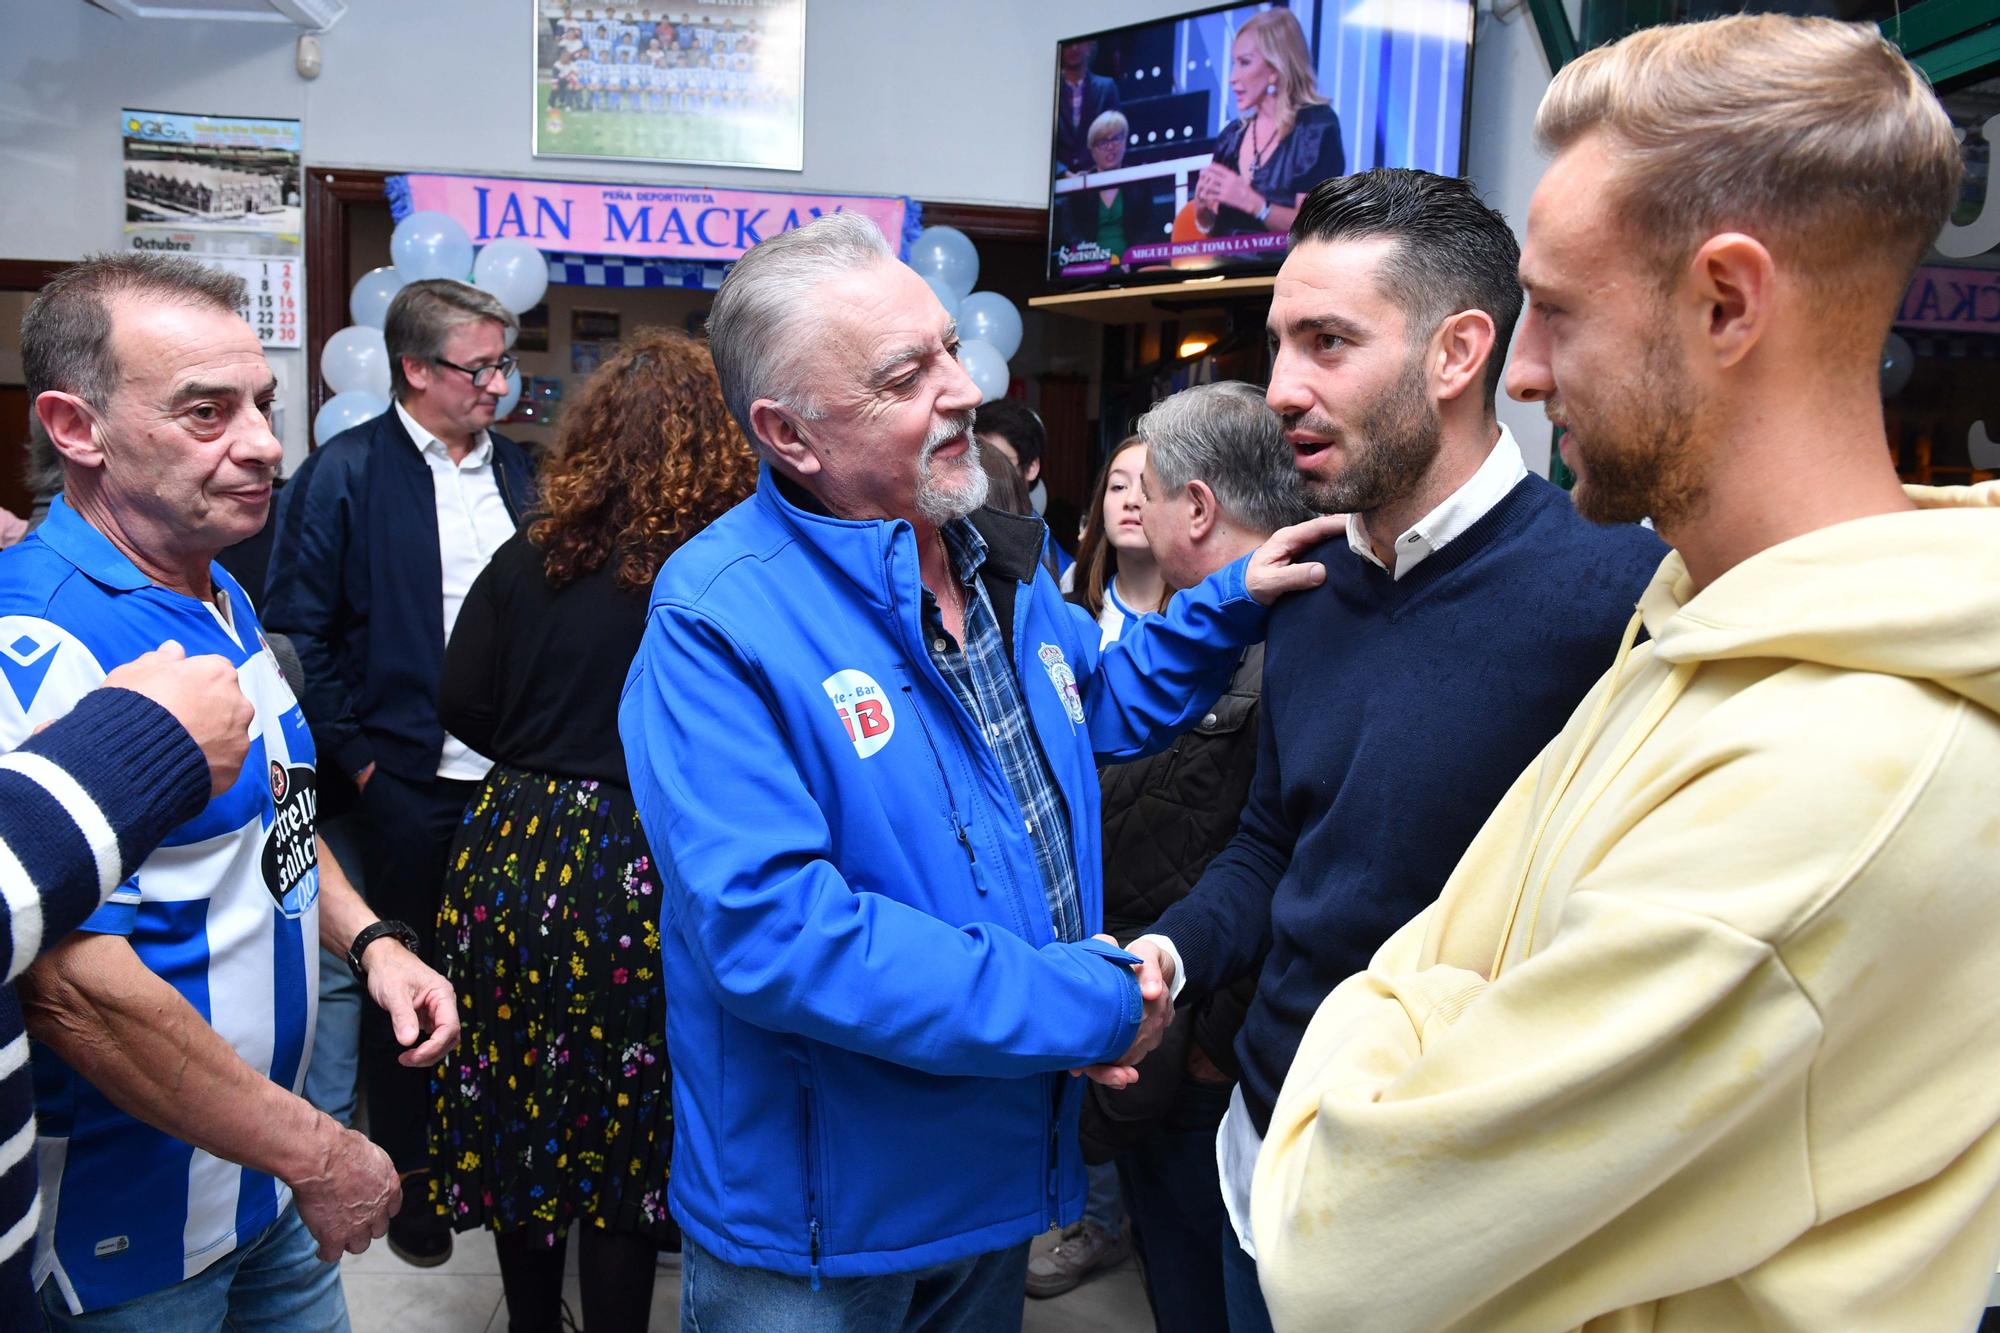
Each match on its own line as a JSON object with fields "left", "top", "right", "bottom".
{"left": 1038, "top": 642, "right": 1085, "bottom": 726}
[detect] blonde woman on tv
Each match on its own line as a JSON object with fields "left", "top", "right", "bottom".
{"left": 1188, "top": 10, "right": 1344, "bottom": 238}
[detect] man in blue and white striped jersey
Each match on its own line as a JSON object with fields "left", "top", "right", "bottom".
{"left": 0, "top": 253, "right": 461, "bottom": 1328}
{"left": 0, "top": 645, "right": 252, "bottom": 1327}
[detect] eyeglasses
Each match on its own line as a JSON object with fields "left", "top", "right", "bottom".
{"left": 432, "top": 354, "right": 518, "bottom": 391}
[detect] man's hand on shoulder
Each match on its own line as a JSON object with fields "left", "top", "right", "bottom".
{"left": 1073, "top": 935, "right": 1175, "bottom": 1089}
{"left": 102, "top": 641, "right": 255, "bottom": 795}
{"left": 1244, "top": 513, "right": 1349, "bottom": 606}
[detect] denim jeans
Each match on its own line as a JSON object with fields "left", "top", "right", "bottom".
{"left": 302, "top": 817, "right": 366, "bottom": 1126}
{"left": 1082, "top": 1159, "right": 1126, "bottom": 1235}
{"left": 1219, "top": 1219, "right": 1275, "bottom": 1333}
{"left": 681, "top": 1236, "right": 1029, "bottom": 1333}
{"left": 40, "top": 1202, "right": 347, "bottom": 1331}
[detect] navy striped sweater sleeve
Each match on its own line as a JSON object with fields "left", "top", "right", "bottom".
{"left": 0, "top": 686, "right": 207, "bottom": 1319}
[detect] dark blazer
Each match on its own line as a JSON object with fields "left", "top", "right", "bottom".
{"left": 1053, "top": 71, "right": 1121, "bottom": 174}
{"left": 263, "top": 408, "right": 535, "bottom": 785}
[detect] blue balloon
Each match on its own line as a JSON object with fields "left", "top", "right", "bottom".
{"left": 473, "top": 238, "right": 550, "bottom": 315}
{"left": 320, "top": 324, "right": 390, "bottom": 398}
{"left": 915, "top": 269, "right": 961, "bottom": 323}
{"left": 496, "top": 367, "right": 524, "bottom": 418}
{"left": 391, "top": 210, "right": 475, "bottom": 282}
{"left": 314, "top": 390, "right": 389, "bottom": 446}
{"left": 958, "top": 339, "right": 1010, "bottom": 404}
{"left": 958, "top": 292, "right": 1023, "bottom": 362}
{"left": 349, "top": 266, "right": 406, "bottom": 329}
{"left": 909, "top": 225, "right": 979, "bottom": 299}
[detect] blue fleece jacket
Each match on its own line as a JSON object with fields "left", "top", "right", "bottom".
{"left": 618, "top": 470, "right": 1267, "bottom": 1279}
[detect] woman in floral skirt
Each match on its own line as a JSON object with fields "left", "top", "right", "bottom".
{"left": 431, "top": 329, "right": 757, "bottom": 1332}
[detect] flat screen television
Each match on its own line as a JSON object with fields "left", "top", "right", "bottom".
{"left": 1047, "top": 0, "right": 1474, "bottom": 284}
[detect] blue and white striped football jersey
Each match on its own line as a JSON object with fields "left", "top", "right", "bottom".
{"left": 0, "top": 498, "right": 320, "bottom": 1314}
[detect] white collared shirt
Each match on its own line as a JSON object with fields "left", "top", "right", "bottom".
{"left": 395, "top": 401, "right": 518, "bottom": 781}
{"left": 1345, "top": 425, "right": 1529, "bottom": 580}
{"left": 1134, "top": 423, "right": 1532, "bottom": 1258}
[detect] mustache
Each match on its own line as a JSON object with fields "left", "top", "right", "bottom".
{"left": 920, "top": 411, "right": 977, "bottom": 460}
{"left": 1281, "top": 409, "right": 1340, "bottom": 438}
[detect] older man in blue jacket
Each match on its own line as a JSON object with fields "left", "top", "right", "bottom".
{"left": 619, "top": 213, "right": 1336, "bottom": 1331}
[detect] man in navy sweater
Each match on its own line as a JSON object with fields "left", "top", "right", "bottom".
{"left": 1125, "top": 169, "right": 1667, "bottom": 1330}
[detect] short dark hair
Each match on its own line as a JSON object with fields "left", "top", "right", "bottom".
{"left": 22, "top": 252, "right": 246, "bottom": 406}
{"left": 974, "top": 398, "right": 1045, "bottom": 468}
{"left": 1289, "top": 169, "right": 1522, "bottom": 402}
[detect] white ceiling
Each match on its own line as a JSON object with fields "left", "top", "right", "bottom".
{"left": 83, "top": 0, "right": 345, "bottom": 30}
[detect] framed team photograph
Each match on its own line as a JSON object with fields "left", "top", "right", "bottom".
{"left": 533, "top": 1, "right": 806, "bottom": 171}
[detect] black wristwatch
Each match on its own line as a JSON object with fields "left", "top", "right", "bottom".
{"left": 348, "top": 919, "right": 420, "bottom": 983}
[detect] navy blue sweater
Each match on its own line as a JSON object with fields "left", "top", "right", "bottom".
{"left": 1152, "top": 476, "right": 1666, "bottom": 1133}
{"left": 263, "top": 410, "right": 534, "bottom": 784}
{"left": 0, "top": 688, "right": 207, "bottom": 1324}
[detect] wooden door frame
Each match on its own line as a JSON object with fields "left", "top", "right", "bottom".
{"left": 304, "top": 167, "right": 1046, "bottom": 424}
{"left": 0, "top": 260, "right": 71, "bottom": 293}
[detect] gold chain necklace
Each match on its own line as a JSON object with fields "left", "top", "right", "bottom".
{"left": 935, "top": 532, "right": 964, "bottom": 624}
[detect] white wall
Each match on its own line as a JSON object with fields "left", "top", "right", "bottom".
{"left": 0, "top": 0, "right": 1555, "bottom": 469}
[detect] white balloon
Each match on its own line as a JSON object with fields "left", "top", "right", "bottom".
{"left": 472, "top": 238, "right": 551, "bottom": 315}
{"left": 314, "top": 390, "right": 390, "bottom": 445}
{"left": 958, "top": 292, "right": 1023, "bottom": 362}
{"left": 349, "top": 265, "right": 406, "bottom": 329}
{"left": 495, "top": 367, "right": 524, "bottom": 418}
{"left": 909, "top": 225, "right": 979, "bottom": 299}
{"left": 321, "top": 325, "right": 391, "bottom": 398}
{"left": 915, "top": 269, "right": 961, "bottom": 323}
{"left": 391, "top": 210, "right": 475, "bottom": 282}
{"left": 958, "top": 338, "right": 1010, "bottom": 404}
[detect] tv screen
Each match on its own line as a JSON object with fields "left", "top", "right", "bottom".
{"left": 1048, "top": 0, "right": 1473, "bottom": 284}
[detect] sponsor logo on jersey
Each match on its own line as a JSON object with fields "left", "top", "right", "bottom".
{"left": 261, "top": 763, "right": 320, "bottom": 919}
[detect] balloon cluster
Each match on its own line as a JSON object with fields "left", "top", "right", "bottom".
{"left": 316, "top": 211, "right": 551, "bottom": 445}
{"left": 906, "top": 225, "right": 1023, "bottom": 406}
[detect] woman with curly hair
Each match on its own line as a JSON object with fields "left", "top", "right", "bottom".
{"left": 429, "top": 328, "right": 756, "bottom": 1332}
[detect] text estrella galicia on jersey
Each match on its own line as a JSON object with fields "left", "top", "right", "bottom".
{"left": 821, "top": 667, "right": 896, "bottom": 759}
{"left": 1037, "top": 642, "right": 1085, "bottom": 727}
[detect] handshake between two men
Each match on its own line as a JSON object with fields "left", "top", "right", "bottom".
{"left": 1076, "top": 938, "right": 1175, "bottom": 1089}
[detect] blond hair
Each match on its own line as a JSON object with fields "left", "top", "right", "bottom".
{"left": 1537, "top": 15, "right": 1959, "bottom": 306}
{"left": 1087, "top": 109, "right": 1129, "bottom": 150}
{"left": 1238, "top": 10, "right": 1327, "bottom": 118}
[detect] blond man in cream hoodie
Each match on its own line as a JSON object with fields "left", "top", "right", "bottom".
{"left": 1247, "top": 15, "right": 2000, "bottom": 1332}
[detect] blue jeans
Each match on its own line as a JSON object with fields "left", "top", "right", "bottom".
{"left": 302, "top": 817, "right": 365, "bottom": 1125}
{"left": 40, "top": 1202, "right": 347, "bottom": 1331}
{"left": 1220, "top": 1219, "right": 1274, "bottom": 1333}
{"left": 1082, "top": 1159, "right": 1126, "bottom": 1235}
{"left": 681, "top": 1236, "right": 1029, "bottom": 1333}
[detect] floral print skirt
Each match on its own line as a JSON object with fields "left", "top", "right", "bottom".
{"left": 429, "top": 764, "right": 674, "bottom": 1245}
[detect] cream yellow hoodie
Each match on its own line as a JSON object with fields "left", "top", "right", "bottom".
{"left": 1252, "top": 482, "right": 2000, "bottom": 1333}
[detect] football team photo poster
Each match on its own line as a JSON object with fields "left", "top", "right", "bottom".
{"left": 534, "top": 1, "right": 806, "bottom": 171}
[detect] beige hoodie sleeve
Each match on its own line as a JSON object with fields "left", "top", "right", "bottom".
{"left": 1251, "top": 851, "right": 1824, "bottom": 1331}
